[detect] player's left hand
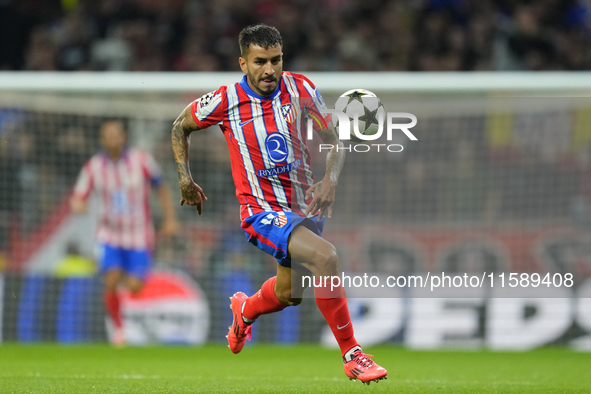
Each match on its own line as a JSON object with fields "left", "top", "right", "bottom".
{"left": 160, "top": 218, "right": 179, "bottom": 238}
{"left": 305, "top": 179, "right": 337, "bottom": 221}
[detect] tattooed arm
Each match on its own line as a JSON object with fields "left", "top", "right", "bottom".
{"left": 171, "top": 104, "right": 208, "bottom": 215}
{"left": 304, "top": 121, "right": 345, "bottom": 220}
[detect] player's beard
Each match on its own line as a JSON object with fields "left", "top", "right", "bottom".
{"left": 248, "top": 70, "right": 277, "bottom": 97}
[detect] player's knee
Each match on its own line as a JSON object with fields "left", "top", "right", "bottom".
{"left": 129, "top": 285, "right": 143, "bottom": 295}
{"left": 310, "top": 245, "right": 339, "bottom": 275}
{"left": 104, "top": 281, "right": 118, "bottom": 292}
{"left": 127, "top": 280, "right": 143, "bottom": 294}
{"left": 104, "top": 273, "right": 121, "bottom": 292}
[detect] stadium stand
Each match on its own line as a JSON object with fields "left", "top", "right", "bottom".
{"left": 1, "top": 0, "right": 590, "bottom": 72}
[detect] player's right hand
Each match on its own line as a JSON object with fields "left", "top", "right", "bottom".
{"left": 179, "top": 180, "right": 208, "bottom": 215}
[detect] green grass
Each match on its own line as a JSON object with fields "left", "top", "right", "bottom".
{"left": 0, "top": 344, "right": 589, "bottom": 393}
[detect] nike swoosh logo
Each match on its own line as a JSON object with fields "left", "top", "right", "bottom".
{"left": 337, "top": 321, "right": 351, "bottom": 330}
{"left": 239, "top": 119, "right": 254, "bottom": 127}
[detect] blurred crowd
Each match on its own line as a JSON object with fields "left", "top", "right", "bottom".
{"left": 1, "top": 0, "right": 591, "bottom": 72}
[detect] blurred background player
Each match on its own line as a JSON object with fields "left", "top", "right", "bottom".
{"left": 171, "top": 24, "right": 387, "bottom": 384}
{"left": 71, "top": 120, "right": 178, "bottom": 345}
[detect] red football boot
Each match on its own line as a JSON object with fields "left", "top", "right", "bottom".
{"left": 226, "top": 292, "right": 253, "bottom": 354}
{"left": 343, "top": 346, "right": 388, "bottom": 385}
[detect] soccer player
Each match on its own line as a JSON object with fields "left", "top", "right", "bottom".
{"left": 171, "top": 24, "right": 387, "bottom": 384}
{"left": 71, "top": 120, "right": 178, "bottom": 345}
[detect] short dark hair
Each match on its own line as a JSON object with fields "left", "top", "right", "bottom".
{"left": 238, "top": 24, "right": 283, "bottom": 57}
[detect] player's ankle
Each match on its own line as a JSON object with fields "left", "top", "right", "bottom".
{"left": 241, "top": 300, "right": 255, "bottom": 324}
{"left": 343, "top": 345, "right": 362, "bottom": 363}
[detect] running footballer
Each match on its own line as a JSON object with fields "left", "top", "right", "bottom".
{"left": 171, "top": 24, "right": 387, "bottom": 384}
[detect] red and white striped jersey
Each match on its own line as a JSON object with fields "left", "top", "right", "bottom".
{"left": 72, "top": 147, "right": 162, "bottom": 250}
{"left": 190, "top": 71, "right": 330, "bottom": 221}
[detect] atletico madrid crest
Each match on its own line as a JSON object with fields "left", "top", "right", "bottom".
{"left": 281, "top": 104, "right": 295, "bottom": 124}
{"left": 273, "top": 214, "right": 288, "bottom": 228}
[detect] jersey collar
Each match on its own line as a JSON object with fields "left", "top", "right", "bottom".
{"left": 239, "top": 74, "right": 281, "bottom": 100}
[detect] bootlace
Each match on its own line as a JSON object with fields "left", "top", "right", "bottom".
{"left": 241, "top": 322, "right": 252, "bottom": 341}
{"left": 352, "top": 351, "right": 375, "bottom": 369}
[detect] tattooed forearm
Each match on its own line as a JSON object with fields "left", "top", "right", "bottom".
{"left": 171, "top": 105, "right": 199, "bottom": 182}
{"left": 171, "top": 122, "right": 191, "bottom": 179}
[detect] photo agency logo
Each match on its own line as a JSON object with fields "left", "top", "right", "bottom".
{"left": 305, "top": 89, "right": 418, "bottom": 153}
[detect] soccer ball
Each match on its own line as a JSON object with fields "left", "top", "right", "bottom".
{"left": 333, "top": 89, "right": 385, "bottom": 142}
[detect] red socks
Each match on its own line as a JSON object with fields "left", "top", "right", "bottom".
{"left": 103, "top": 291, "right": 122, "bottom": 328}
{"left": 242, "top": 277, "right": 288, "bottom": 321}
{"left": 242, "top": 276, "right": 359, "bottom": 357}
{"left": 315, "top": 286, "right": 359, "bottom": 357}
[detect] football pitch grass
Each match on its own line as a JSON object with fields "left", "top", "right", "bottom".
{"left": 0, "top": 344, "right": 589, "bottom": 393}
